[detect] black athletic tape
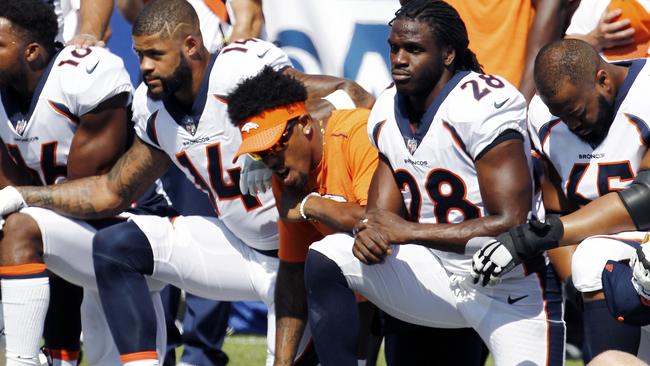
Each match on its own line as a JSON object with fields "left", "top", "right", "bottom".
{"left": 618, "top": 169, "right": 650, "bottom": 231}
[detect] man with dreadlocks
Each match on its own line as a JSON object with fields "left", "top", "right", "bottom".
{"left": 302, "top": 1, "right": 565, "bottom": 365}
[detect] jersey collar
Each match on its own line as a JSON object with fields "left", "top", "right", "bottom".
{"left": 394, "top": 70, "right": 470, "bottom": 154}
{"left": 612, "top": 58, "right": 645, "bottom": 116}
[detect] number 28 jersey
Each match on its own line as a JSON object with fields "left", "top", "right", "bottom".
{"left": 367, "top": 71, "right": 534, "bottom": 273}
{"left": 0, "top": 46, "right": 132, "bottom": 186}
{"left": 133, "top": 39, "right": 291, "bottom": 251}
{"left": 528, "top": 59, "right": 650, "bottom": 207}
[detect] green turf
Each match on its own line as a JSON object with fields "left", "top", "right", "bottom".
{"left": 220, "top": 335, "right": 585, "bottom": 366}
{"left": 80, "top": 334, "right": 586, "bottom": 365}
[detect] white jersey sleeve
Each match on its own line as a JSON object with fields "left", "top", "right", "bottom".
{"left": 367, "top": 86, "right": 395, "bottom": 151}
{"left": 527, "top": 95, "right": 558, "bottom": 155}
{"left": 212, "top": 38, "right": 292, "bottom": 96}
{"left": 56, "top": 46, "right": 133, "bottom": 116}
{"left": 131, "top": 84, "right": 163, "bottom": 151}
{"left": 445, "top": 75, "right": 527, "bottom": 160}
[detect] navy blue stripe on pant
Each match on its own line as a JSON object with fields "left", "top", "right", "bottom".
{"left": 537, "top": 264, "right": 566, "bottom": 366}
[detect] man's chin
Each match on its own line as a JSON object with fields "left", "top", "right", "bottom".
{"left": 146, "top": 88, "right": 164, "bottom": 101}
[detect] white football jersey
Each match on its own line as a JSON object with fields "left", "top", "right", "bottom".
{"left": 368, "top": 72, "right": 533, "bottom": 274}
{"left": 528, "top": 59, "right": 650, "bottom": 206}
{"left": 0, "top": 46, "right": 132, "bottom": 185}
{"left": 133, "top": 39, "right": 291, "bottom": 250}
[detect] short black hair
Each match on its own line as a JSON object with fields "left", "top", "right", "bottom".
{"left": 133, "top": 0, "right": 199, "bottom": 39}
{"left": 0, "top": 0, "right": 57, "bottom": 52}
{"left": 534, "top": 39, "right": 602, "bottom": 98}
{"left": 391, "top": 0, "right": 482, "bottom": 73}
{"left": 227, "top": 66, "right": 308, "bottom": 127}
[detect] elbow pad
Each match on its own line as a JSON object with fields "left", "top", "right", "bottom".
{"left": 618, "top": 169, "right": 650, "bottom": 231}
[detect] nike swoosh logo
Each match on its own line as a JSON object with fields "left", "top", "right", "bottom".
{"left": 494, "top": 98, "right": 509, "bottom": 109}
{"left": 257, "top": 48, "right": 270, "bottom": 58}
{"left": 507, "top": 294, "right": 528, "bottom": 304}
{"left": 86, "top": 59, "right": 100, "bottom": 74}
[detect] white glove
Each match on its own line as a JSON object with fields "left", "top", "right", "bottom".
{"left": 631, "top": 244, "right": 650, "bottom": 299}
{"left": 239, "top": 155, "right": 273, "bottom": 196}
{"left": 0, "top": 186, "right": 27, "bottom": 229}
{"left": 470, "top": 240, "right": 515, "bottom": 287}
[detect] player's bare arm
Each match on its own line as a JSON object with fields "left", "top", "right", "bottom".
{"left": 519, "top": 0, "right": 567, "bottom": 102}
{"left": 66, "top": 92, "right": 130, "bottom": 179}
{"left": 68, "top": 0, "right": 113, "bottom": 48}
{"left": 538, "top": 154, "right": 579, "bottom": 281}
{"left": 353, "top": 155, "right": 405, "bottom": 264}
{"left": 229, "top": 0, "right": 264, "bottom": 42}
{"left": 356, "top": 139, "right": 531, "bottom": 262}
{"left": 283, "top": 68, "right": 376, "bottom": 110}
{"left": 16, "top": 138, "right": 172, "bottom": 219}
{"left": 273, "top": 259, "right": 307, "bottom": 366}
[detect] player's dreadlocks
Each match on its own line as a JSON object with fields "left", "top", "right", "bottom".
{"left": 227, "top": 66, "right": 308, "bottom": 127}
{"left": 132, "top": 0, "right": 200, "bottom": 39}
{"left": 534, "top": 39, "right": 602, "bottom": 99}
{"left": 391, "top": 0, "right": 483, "bottom": 73}
{"left": 0, "top": 0, "right": 58, "bottom": 54}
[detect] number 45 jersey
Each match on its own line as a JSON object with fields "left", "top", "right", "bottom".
{"left": 133, "top": 39, "right": 291, "bottom": 251}
{"left": 528, "top": 59, "right": 650, "bottom": 207}
{"left": 0, "top": 46, "right": 132, "bottom": 186}
{"left": 367, "top": 71, "right": 536, "bottom": 274}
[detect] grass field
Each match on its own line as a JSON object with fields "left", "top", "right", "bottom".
{"left": 76, "top": 334, "right": 586, "bottom": 365}
{"left": 142, "top": 334, "right": 585, "bottom": 366}
{"left": 77, "top": 335, "right": 587, "bottom": 365}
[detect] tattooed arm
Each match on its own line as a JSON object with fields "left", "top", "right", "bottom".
{"left": 16, "top": 138, "right": 172, "bottom": 219}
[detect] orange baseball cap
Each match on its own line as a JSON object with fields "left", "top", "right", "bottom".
{"left": 234, "top": 102, "right": 307, "bottom": 159}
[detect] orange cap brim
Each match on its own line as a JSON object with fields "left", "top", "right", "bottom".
{"left": 234, "top": 102, "right": 306, "bottom": 161}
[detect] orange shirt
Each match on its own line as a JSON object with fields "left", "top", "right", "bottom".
{"left": 274, "top": 108, "right": 378, "bottom": 262}
{"left": 447, "top": 0, "right": 535, "bottom": 87}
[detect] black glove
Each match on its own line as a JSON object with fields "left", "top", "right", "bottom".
{"left": 503, "top": 215, "right": 564, "bottom": 261}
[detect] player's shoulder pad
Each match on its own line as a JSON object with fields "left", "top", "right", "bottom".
{"left": 444, "top": 72, "right": 526, "bottom": 127}
{"left": 55, "top": 46, "right": 132, "bottom": 115}
{"left": 527, "top": 94, "right": 558, "bottom": 134}
{"left": 212, "top": 38, "right": 292, "bottom": 96}
{"left": 367, "top": 85, "right": 396, "bottom": 147}
{"left": 131, "top": 83, "right": 163, "bottom": 150}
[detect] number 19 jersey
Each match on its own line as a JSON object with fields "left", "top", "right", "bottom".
{"left": 0, "top": 46, "right": 132, "bottom": 186}
{"left": 367, "top": 71, "right": 533, "bottom": 274}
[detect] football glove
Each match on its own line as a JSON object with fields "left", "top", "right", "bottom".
{"left": 470, "top": 215, "right": 563, "bottom": 286}
{"left": 239, "top": 155, "right": 272, "bottom": 195}
{"left": 630, "top": 237, "right": 650, "bottom": 300}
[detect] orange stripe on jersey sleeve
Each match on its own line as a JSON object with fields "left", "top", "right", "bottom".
{"left": 0, "top": 263, "right": 47, "bottom": 276}
{"left": 46, "top": 349, "right": 80, "bottom": 361}
{"left": 120, "top": 351, "right": 158, "bottom": 363}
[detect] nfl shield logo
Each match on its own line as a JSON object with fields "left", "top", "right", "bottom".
{"left": 15, "top": 119, "right": 27, "bottom": 136}
{"left": 406, "top": 138, "right": 418, "bottom": 154}
{"left": 183, "top": 117, "right": 197, "bottom": 136}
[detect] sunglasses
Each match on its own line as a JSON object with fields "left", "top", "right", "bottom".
{"left": 248, "top": 118, "right": 300, "bottom": 161}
